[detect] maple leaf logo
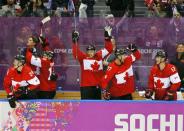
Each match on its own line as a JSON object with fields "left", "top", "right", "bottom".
{"left": 154, "top": 79, "right": 164, "bottom": 89}
{"left": 91, "top": 61, "right": 100, "bottom": 71}
{"left": 124, "top": 72, "right": 129, "bottom": 82}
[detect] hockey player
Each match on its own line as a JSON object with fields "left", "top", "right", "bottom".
{"left": 3, "top": 54, "right": 40, "bottom": 108}
{"left": 72, "top": 26, "right": 113, "bottom": 99}
{"left": 21, "top": 35, "right": 49, "bottom": 75}
{"left": 101, "top": 44, "right": 141, "bottom": 100}
{"left": 145, "top": 50, "right": 181, "bottom": 100}
{"left": 26, "top": 49, "right": 57, "bottom": 99}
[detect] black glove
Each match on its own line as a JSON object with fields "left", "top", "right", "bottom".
{"left": 28, "top": 48, "right": 39, "bottom": 57}
{"left": 127, "top": 44, "right": 137, "bottom": 52}
{"left": 104, "top": 26, "right": 112, "bottom": 40}
{"left": 15, "top": 86, "right": 30, "bottom": 95}
{"left": 7, "top": 95, "right": 16, "bottom": 108}
{"left": 72, "top": 31, "right": 79, "bottom": 43}
{"left": 32, "top": 34, "right": 40, "bottom": 44}
{"left": 39, "top": 36, "right": 49, "bottom": 47}
{"left": 17, "top": 47, "right": 27, "bottom": 56}
{"left": 145, "top": 89, "right": 154, "bottom": 99}
{"left": 102, "top": 90, "right": 111, "bottom": 100}
{"left": 50, "top": 72, "right": 58, "bottom": 81}
{"left": 164, "top": 91, "right": 175, "bottom": 101}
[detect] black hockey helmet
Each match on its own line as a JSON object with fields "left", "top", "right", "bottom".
{"left": 114, "top": 48, "right": 127, "bottom": 58}
{"left": 30, "top": 34, "right": 40, "bottom": 44}
{"left": 43, "top": 50, "right": 54, "bottom": 59}
{"left": 14, "top": 54, "right": 26, "bottom": 64}
{"left": 155, "top": 50, "right": 167, "bottom": 58}
{"left": 86, "top": 44, "right": 96, "bottom": 51}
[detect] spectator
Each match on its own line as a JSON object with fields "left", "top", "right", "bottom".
{"left": 22, "top": 0, "right": 47, "bottom": 17}
{"left": 166, "top": 0, "right": 184, "bottom": 17}
{"left": 169, "top": 10, "right": 184, "bottom": 43}
{"left": 51, "top": 0, "right": 75, "bottom": 17}
{"left": 78, "top": 0, "right": 95, "bottom": 25}
{"left": 177, "top": 0, "right": 184, "bottom": 16}
{"left": 106, "top": 0, "right": 134, "bottom": 17}
{"left": 0, "top": 0, "right": 22, "bottom": 16}
{"left": 0, "top": 0, "right": 5, "bottom": 7}
{"left": 171, "top": 43, "right": 184, "bottom": 91}
{"left": 105, "top": 13, "right": 128, "bottom": 40}
{"left": 16, "top": 26, "right": 32, "bottom": 48}
{"left": 51, "top": 0, "right": 68, "bottom": 10}
{"left": 137, "top": 25, "right": 169, "bottom": 65}
{"left": 81, "top": 0, "right": 95, "bottom": 17}
{"left": 145, "top": 2, "right": 167, "bottom": 17}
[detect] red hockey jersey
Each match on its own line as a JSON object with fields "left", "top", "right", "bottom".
{"left": 3, "top": 65, "right": 40, "bottom": 95}
{"left": 148, "top": 64, "right": 181, "bottom": 100}
{"left": 72, "top": 40, "right": 113, "bottom": 87}
{"left": 101, "top": 50, "right": 141, "bottom": 97}
{"left": 25, "top": 46, "right": 50, "bottom": 75}
{"left": 26, "top": 51, "right": 56, "bottom": 91}
{"left": 26, "top": 48, "right": 40, "bottom": 75}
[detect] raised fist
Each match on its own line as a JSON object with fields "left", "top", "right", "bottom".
{"left": 104, "top": 26, "right": 112, "bottom": 40}
{"left": 72, "top": 31, "right": 80, "bottom": 43}
{"left": 127, "top": 43, "right": 137, "bottom": 52}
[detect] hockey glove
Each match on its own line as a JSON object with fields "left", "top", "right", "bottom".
{"left": 127, "top": 44, "right": 137, "bottom": 52}
{"left": 164, "top": 91, "right": 175, "bottom": 101}
{"left": 15, "top": 86, "right": 30, "bottom": 95}
{"left": 104, "top": 26, "right": 112, "bottom": 40}
{"left": 144, "top": 89, "right": 154, "bottom": 99}
{"left": 72, "top": 31, "right": 79, "bottom": 43}
{"left": 50, "top": 72, "right": 58, "bottom": 81}
{"left": 7, "top": 94, "right": 16, "bottom": 108}
{"left": 102, "top": 90, "right": 111, "bottom": 100}
{"left": 39, "top": 36, "right": 49, "bottom": 47}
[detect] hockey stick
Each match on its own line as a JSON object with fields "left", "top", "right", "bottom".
{"left": 72, "top": 0, "right": 78, "bottom": 59}
{"left": 40, "top": 16, "right": 51, "bottom": 36}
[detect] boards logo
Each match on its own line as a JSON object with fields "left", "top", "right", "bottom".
{"left": 115, "top": 114, "right": 183, "bottom": 131}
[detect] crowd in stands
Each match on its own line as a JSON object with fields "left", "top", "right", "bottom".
{"left": 0, "top": 0, "right": 184, "bottom": 18}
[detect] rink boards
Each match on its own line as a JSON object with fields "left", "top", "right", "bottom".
{"left": 0, "top": 100, "right": 184, "bottom": 131}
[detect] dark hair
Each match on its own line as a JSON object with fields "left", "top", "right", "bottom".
{"left": 176, "top": 42, "right": 184, "bottom": 46}
{"left": 30, "top": 35, "right": 40, "bottom": 44}
{"left": 180, "top": 52, "right": 184, "bottom": 60}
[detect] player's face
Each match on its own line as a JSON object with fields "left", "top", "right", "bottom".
{"left": 13, "top": 59, "right": 23, "bottom": 69}
{"left": 13, "top": 59, "right": 19, "bottom": 68}
{"left": 155, "top": 56, "right": 165, "bottom": 65}
{"left": 121, "top": 54, "right": 127, "bottom": 62}
{"left": 27, "top": 37, "right": 36, "bottom": 47}
{"left": 45, "top": 55, "right": 52, "bottom": 60}
{"left": 87, "top": 50, "right": 95, "bottom": 58}
{"left": 116, "top": 54, "right": 126, "bottom": 65}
